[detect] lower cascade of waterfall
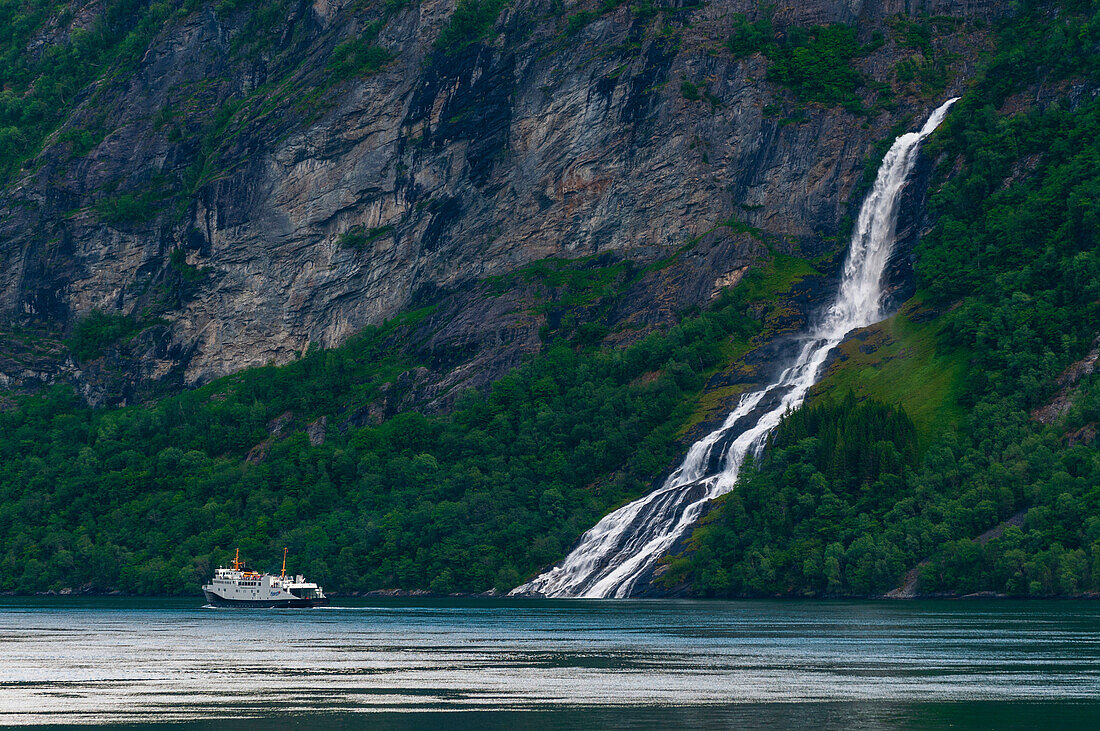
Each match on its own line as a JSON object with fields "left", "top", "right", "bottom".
{"left": 512, "top": 98, "right": 960, "bottom": 599}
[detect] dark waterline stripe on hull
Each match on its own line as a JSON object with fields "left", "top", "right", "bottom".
{"left": 202, "top": 591, "right": 328, "bottom": 608}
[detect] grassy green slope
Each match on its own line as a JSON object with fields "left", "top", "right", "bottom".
{"left": 808, "top": 297, "right": 967, "bottom": 449}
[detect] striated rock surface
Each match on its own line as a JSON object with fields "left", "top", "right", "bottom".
{"left": 0, "top": 0, "right": 1004, "bottom": 404}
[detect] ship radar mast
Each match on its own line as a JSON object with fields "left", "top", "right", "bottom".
{"left": 281, "top": 547, "right": 288, "bottom": 578}
{"left": 232, "top": 548, "right": 242, "bottom": 571}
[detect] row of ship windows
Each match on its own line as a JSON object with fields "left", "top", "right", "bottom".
{"left": 214, "top": 579, "right": 262, "bottom": 586}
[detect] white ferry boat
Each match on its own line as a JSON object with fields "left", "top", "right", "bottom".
{"left": 202, "top": 548, "right": 328, "bottom": 608}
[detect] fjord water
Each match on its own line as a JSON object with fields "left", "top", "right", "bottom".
{"left": 515, "top": 99, "right": 959, "bottom": 599}
{"left": 3, "top": 598, "right": 1100, "bottom": 727}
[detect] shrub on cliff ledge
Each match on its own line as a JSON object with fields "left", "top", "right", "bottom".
{"left": 94, "top": 193, "right": 156, "bottom": 225}
{"left": 766, "top": 25, "right": 865, "bottom": 110}
{"left": 328, "top": 18, "right": 394, "bottom": 81}
{"left": 727, "top": 16, "right": 871, "bottom": 113}
{"left": 328, "top": 39, "right": 393, "bottom": 80}
{"left": 727, "top": 12, "right": 774, "bottom": 58}
{"left": 339, "top": 225, "right": 393, "bottom": 249}
{"left": 67, "top": 310, "right": 142, "bottom": 361}
{"left": 434, "top": 0, "right": 509, "bottom": 55}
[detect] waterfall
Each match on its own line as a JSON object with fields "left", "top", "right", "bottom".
{"left": 512, "top": 98, "right": 960, "bottom": 599}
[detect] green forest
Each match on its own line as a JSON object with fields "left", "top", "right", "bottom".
{"left": 662, "top": 0, "right": 1100, "bottom": 597}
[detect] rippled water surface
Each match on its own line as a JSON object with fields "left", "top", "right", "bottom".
{"left": 2, "top": 598, "right": 1100, "bottom": 727}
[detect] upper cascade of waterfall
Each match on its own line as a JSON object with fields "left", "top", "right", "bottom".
{"left": 512, "top": 98, "right": 960, "bottom": 599}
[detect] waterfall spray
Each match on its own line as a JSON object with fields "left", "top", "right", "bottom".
{"left": 512, "top": 98, "right": 960, "bottom": 599}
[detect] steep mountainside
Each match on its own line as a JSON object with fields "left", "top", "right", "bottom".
{"left": 1, "top": 0, "right": 998, "bottom": 405}
{"left": 8, "top": 0, "right": 1097, "bottom": 600}
{"left": 661, "top": 0, "right": 1100, "bottom": 599}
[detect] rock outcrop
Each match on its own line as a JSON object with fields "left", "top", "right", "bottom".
{"left": 0, "top": 0, "right": 1003, "bottom": 404}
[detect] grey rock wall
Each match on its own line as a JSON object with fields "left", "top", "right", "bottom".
{"left": 0, "top": 0, "right": 1004, "bottom": 403}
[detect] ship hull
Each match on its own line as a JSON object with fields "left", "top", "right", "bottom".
{"left": 203, "top": 589, "right": 329, "bottom": 608}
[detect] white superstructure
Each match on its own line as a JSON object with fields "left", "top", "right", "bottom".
{"left": 202, "top": 548, "right": 328, "bottom": 607}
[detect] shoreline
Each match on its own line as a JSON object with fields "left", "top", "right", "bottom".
{"left": 4, "top": 589, "right": 1099, "bottom": 601}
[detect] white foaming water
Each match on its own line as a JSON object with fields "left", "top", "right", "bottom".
{"left": 513, "top": 99, "right": 959, "bottom": 599}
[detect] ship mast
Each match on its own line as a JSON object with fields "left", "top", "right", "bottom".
{"left": 281, "top": 547, "right": 287, "bottom": 578}
{"left": 233, "top": 547, "right": 241, "bottom": 571}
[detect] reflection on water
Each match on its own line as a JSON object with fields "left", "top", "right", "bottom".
{"left": 2, "top": 598, "right": 1099, "bottom": 726}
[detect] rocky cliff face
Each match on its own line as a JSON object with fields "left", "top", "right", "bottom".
{"left": 0, "top": 0, "right": 1004, "bottom": 404}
